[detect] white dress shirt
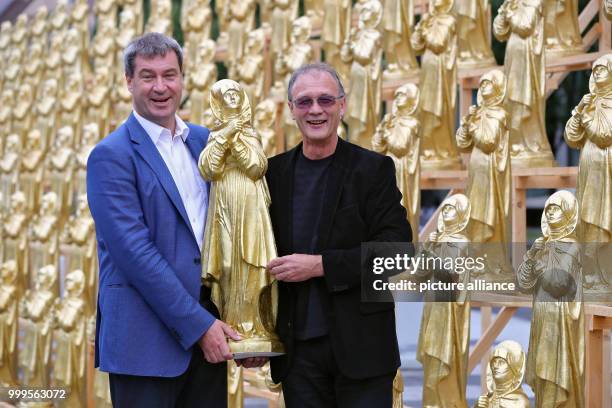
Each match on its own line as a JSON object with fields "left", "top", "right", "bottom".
{"left": 134, "top": 111, "right": 208, "bottom": 250}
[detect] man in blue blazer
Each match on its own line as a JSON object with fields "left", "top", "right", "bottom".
{"left": 87, "top": 33, "right": 251, "bottom": 407}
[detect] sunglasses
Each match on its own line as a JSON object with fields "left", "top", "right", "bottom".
{"left": 291, "top": 94, "right": 344, "bottom": 110}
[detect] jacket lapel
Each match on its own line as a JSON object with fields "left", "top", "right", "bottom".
{"left": 126, "top": 113, "right": 196, "bottom": 239}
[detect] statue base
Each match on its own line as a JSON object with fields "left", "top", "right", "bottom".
{"left": 510, "top": 151, "right": 556, "bottom": 168}
{"left": 229, "top": 336, "right": 285, "bottom": 360}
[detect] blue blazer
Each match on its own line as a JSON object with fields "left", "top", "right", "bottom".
{"left": 87, "top": 113, "right": 215, "bottom": 377}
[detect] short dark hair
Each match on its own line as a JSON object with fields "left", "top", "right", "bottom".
{"left": 124, "top": 32, "right": 183, "bottom": 78}
{"left": 287, "top": 62, "right": 346, "bottom": 101}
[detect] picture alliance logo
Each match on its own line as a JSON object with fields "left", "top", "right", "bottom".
{"left": 372, "top": 253, "right": 486, "bottom": 275}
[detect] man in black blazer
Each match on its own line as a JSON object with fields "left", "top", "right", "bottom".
{"left": 266, "top": 63, "right": 412, "bottom": 407}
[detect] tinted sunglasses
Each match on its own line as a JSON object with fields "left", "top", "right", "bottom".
{"left": 291, "top": 95, "right": 344, "bottom": 110}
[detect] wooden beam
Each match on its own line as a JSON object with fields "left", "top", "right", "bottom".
{"left": 468, "top": 306, "right": 519, "bottom": 373}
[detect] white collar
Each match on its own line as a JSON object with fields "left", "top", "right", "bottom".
{"left": 133, "top": 110, "right": 190, "bottom": 144}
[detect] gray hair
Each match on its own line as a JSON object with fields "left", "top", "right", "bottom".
{"left": 287, "top": 62, "right": 346, "bottom": 101}
{"left": 124, "top": 32, "right": 183, "bottom": 78}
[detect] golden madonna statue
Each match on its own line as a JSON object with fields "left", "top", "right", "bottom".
{"left": 188, "top": 39, "right": 218, "bottom": 126}
{"left": 517, "top": 190, "right": 584, "bottom": 408}
{"left": 28, "top": 192, "right": 60, "bottom": 294}
{"left": 0, "top": 260, "right": 19, "bottom": 387}
{"left": 11, "top": 14, "right": 28, "bottom": 57}
{"left": 494, "top": 0, "right": 555, "bottom": 168}
{"left": 62, "top": 28, "right": 90, "bottom": 81}
{"left": 454, "top": 0, "right": 496, "bottom": 68}
{"left": 87, "top": 66, "right": 113, "bottom": 137}
{"left": 182, "top": 0, "right": 212, "bottom": 69}
{"left": 0, "top": 90, "right": 13, "bottom": 140}
{"left": 75, "top": 123, "right": 99, "bottom": 194}
{"left": 322, "top": 0, "right": 352, "bottom": 83}
{"left": 270, "top": 0, "right": 299, "bottom": 69}
{"left": 50, "top": 0, "right": 70, "bottom": 40}
{"left": 226, "top": 0, "right": 256, "bottom": 77}
{"left": 24, "top": 42, "right": 44, "bottom": 97}
{"left": 235, "top": 28, "right": 266, "bottom": 110}
{"left": 543, "top": 0, "right": 582, "bottom": 57}
{"left": 417, "top": 193, "right": 471, "bottom": 408}
{"left": 46, "top": 126, "right": 75, "bottom": 225}
{"left": 59, "top": 72, "right": 85, "bottom": 143}
{"left": 20, "top": 130, "right": 45, "bottom": 216}
{"left": 122, "top": 0, "right": 144, "bottom": 32}
{"left": 45, "top": 34, "right": 64, "bottom": 87}
{"left": 276, "top": 16, "right": 314, "bottom": 149}
{"left": 146, "top": 0, "right": 173, "bottom": 35}
{"left": 1, "top": 192, "right": 29, "bottom": 295}
{"left": 254, "top": 99, "right": 278, "bottom": 157}
{"left": 564, "top": 54, "right": 612, "bottom": 292}
{"left": 382, "top": 0, "right": 418, "bottom": 79}
{"left": 372, "top": 83, "right": 421, "bottom": 240}
{"left": 19, "top": 264, "right": 57, "bottom": 394}
{"left": 61, "top": 194, "right": 98, "bottom": 313}
{"left": 115, "top": 9, "right": 138, "bottom": 82}
{"left": 199, "top": 79, "right": 282, "bottom": 355}
{"left": 342, "top": 0, "right": 383, "bottom": 148}
{"left": 92, "top": 18, "right": 117, "bottom": 71}
{"left": 228, "top": 360, "right": 244, "bottom": 408}
{"left": 412, "top": 0, "right": 462, "bottom": 170}
{"left": 474, "top": 340, "right": 530, "bottom": 408}
{"left": 12, "top": 83, "right": 34, "bottom": 143}
{"left": 456, "top": 69, "right": 512, "bottom": 276}
{"left": 33, "top": 78, "right": 59, "bottom": 151}
{"left": 0, "top": 135, "right": 20, "bottom": 208}
{"left": 3, "top": 48, "right": 23, "bottom": 94}
{"left": 95, "top": 0, "right": 118, "bottom": 28}
{"left": 71, "top": 0, "right": 91, "bottom": 58}
{"left": 30, "top": 7, "right": 49, "bottom": 45}
{"left": 52, "top": 269, "right": 88, "bottom": 408}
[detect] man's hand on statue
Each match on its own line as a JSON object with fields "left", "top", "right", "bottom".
{"left": 268, "top": 254, "right": 324, "bottom": 282}
{"left": 235, "top": 357, "right": 268, "bottom": 368}
{"left": 198, "top": 319, "right": 241, "bottom": 363}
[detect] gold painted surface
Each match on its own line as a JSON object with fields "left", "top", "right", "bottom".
{"left": 454, "top": 0, "right": 496, "bottom": 68}
{"left": 543, "top": 0, "right": 582, "bottom": 57}
{"left": 0, "top": 261, "right": 19, "bottom": 387}
{"left": 382, "top": 0, "right": 418, "bottom": 78}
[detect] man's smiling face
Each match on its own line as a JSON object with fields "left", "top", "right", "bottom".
{"left": 127, "top": 51, "right": 182, "bottom": 129}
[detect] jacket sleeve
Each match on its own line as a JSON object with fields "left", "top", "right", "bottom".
{"left": 87, "top": 143, "right": 215, "bottom": 350}
{"left": 321, "top": 157, "right": 412, "bottom": 292}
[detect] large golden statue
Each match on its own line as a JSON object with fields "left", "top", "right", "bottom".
{"left": 494, "top": 0, "right": 555, "bottom": 168}
{"left": 276, "top": 16, "right": 314, "bottom": 148}
{"left": 322, "top": 0, "right": 352, "bottom": 83}
{"left": 517, "top": 190, "right": 584, "bottom": 408}
{"left": 417, "top": 193, "right": 471, "bottom": 408}
{"left": 270, "top": 0, "right": 299, "bottom": 69}
{"left": 454, "top": 0, "right": 496, "bottom": 68}
{"left": 59, "top": 72, "right": 85, "bottom": 144}
{"left": 87, "top": 66, "right": 113, "bottom": 137}
{"left": 28, "top": 192, "right": 60, "bottom": 294}
{"left": 543, "top": 0, "right": 582, "bottom": 57}
{"left": 52, "top": 269, "right": 88, "bottom": 408}
{"left": 412, "top": 0, "right": 462, "bottom": 170}
{"left": 254, "top": 99, "right": 278, "bottom": 157}
{"left": 456, "top": 69, "right": 512, "bottom": 274}
{"left": 0, "top": 260, "right": 19, "bottom": 387}
{"left": 61, "top": 194, "right": 98, "bottom": 313}
{"left": 372, "top": 83, "right": 421, "bottom": 240}
{"left": 565, "top": 54, "right": 612, "bottom": 292}
{"left": 188, "top": 39, "right": 218, "bottom": 126}
{"left": 20, "top": 130, "right": 45, "bottom": 215}
{"left": 235, "top": 29, "right": 266, "bottom": 110}
{"left": 382, "top": 0, "right": 418, "bottom": 78}
{"left": 75, "top": 123, "right": 99, "bottom": 195}
{"left": 1, "top": 192, "right": 29, "bottom": 295}
{"left": 33, "top": 78, "right": 59, "bottom": 151}
{"left": 474, "top": 340, "right": 530, "bottom": 408}
{"left": 342, "top": 0, "right": 383, "bottom": 148}
{"left": 199, "top": 79, "right": 282, "bottom": 355}
{"left": 226, "top": 0, "right": 256, "bottom": 77}
{"left": 19, "top": 264, "right": 57, "bottom": 393}
{"left": 46, "top": 126, "right": 75, "bottom": 225}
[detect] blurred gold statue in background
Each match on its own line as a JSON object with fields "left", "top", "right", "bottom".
{"left": 412, "top": 0, "right": 462, "bottom": 170}
{"left": 0, "top": 261, "right": 19, "bottom": 387}
{"left": 254, "top": 99, "right": 278, "bottom": 157}
{"left": 47, "top": 126, "right": 75, "bottom": 225}
{"left": 381, "top": 0, "right": 418, "bottom": 78}
{"left": 322, "top": 0, "right": 352, "bottom": 83}
{"left": 188, "top": 39, "right": 218, "bottom": 126}
{"left": 236, "top": 29, "right": 266, "bottom": 110}
{"left": 543, "top": 0, "right": 582, "bottom": 57}
{"left": 517, "top": 190, "right": 584, "bottom": 408}
{"left": 199, "top": 80, "right": 282, "bottom": 355}
{"left": 372, "top": 83, "right": 421, "bottom": 240}
{"left": 28, "top": 192, "right": 60, "bottom": 294}
{"left": 1, "top": 192, "right": 29, "bottom": 295}
{"left": 454, "top": 0, "right": 496, "bottom": 68}
{"left": 474, "top": 340, "right": 530, "bottom": 408}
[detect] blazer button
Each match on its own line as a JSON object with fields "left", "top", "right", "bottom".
{"left": 194, "top": 257, "right": 201, "bottom": 265}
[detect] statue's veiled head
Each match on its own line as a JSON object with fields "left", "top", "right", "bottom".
{"left": 65, "top": 269, "right": 85, "bottom": 298}
{"left": 77, "top": 193, "right": 89, "bottom": 214}
{"left": 120, "top": 9, "right": 136, "bottom": 30}
{"left": 56, "top": 126, "right": 74, "bottom": 148}
{"left": 1, "top": 89, "right": 14, "bottom": 107}
{"left": 197, "top": 39, "right": 216, "bottom": 64}
{"left": 15, "top": 14, "right": 27, "bottom": 30}
{"left": 541, "top": 190, "right": 578, "bottom": 241}
{"left": 36, "top": 265, "right": 57, "bottom": 291}
{"left": 487, "top": 340, "right": 526, "bottom": 396}
{"left": 590, "top": 54, "right": 612, "bottom": 94}
{"left": 477, "top": 69, "right": 506, "bottom": 107}
{"left": 430, "top": 0, "right": 454, "bottom": 15}
{"left": 210, "top": 79, "right": 251, "bottom": 122}
{"left": 437, "top": 193, "right": 470, "bottom": 237}
{"left": 41, "top": 192, "right": 59, "bottom": 215}
{"left": 26, "top": 129, "right": 42, "bottom": 150}
{"left": 393, "top": 83, "right": 419, "bottom": 115}
{"left": 291, "top": 16, "right": 312, "bottom": 44}
{"left": 9, "top": 191, "right": 25, "bottom": 212}
{"left": 255, "top": 99, "right": 276, "bottom": 128}
{"left": 82, "top": 123, "right": 100, "bottom": 145}
{"left": 34, "top": 6, "right": 48, "bottom": 22}
{"left": 245, "top": 28, "right": 265, "bottom": 55}
{"left": 358, "top": 0, "right": 383, "bottom": 29}
{"left": 5, "top": 134, "right": 20, "bottom": 154}
{"left": 1, "top": 260, "right": 17, "bottom": 285}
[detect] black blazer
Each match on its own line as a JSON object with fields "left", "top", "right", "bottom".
{"left": 266, "top": 138, "right": 412, "bottom": 382}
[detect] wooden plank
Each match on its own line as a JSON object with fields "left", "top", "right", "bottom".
{"left": 585, "top": 325, "right": 604, "bottom": 408}
{"left": 468, "top": 306, "right": 518, "bottom": 373}
{"left": 420, "top": 170, "right": 467, "bottom": 190}
{"left": 600, "top": 1, "right": 612, "bottom": 52}
{"left": 592, "top": 316, "right": 612, "bottom": 330}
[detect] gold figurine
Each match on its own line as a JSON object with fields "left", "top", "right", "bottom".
{"left": 71, "top": 0, "right": 91, "bottom": 61}
{"left": 226, "top": 0, "right": 256, "bottom": 77}
{"left": 372, "top": 83, "right": 421, "bottom": 240}
{"left": 1, "top": 192, "right": 29, "bottom": 296}
{"left": 543, "top": 0, "right": 582, "bottom": 57}
{"left": 29, "top": 7, "right": 49, "bottom": 46}
{"left": 454, "top": 0, "right": 496, "bottom": 68}
{"left": 474, "top": 340, "right": 530, "bottom": 408}
{"left": 254, "top": 99, "right": 278, "bottom": 157}
{"left": 33, "top": 78, "right": 60, "bottom": 151}
{"left": 0, "top": 260, "right": 19, "bottom": 387}
{"left": 199, "top": 80, "right": 282, "bottom": 356}
{"left": 412, "top": 0, "right": 462, "bottom": 170}
{"left": 52, "top": 269, "right": 88, "bottom": 408}
{"left": 393, "top": 369, "right": 404, "bottom": 408}
{"left": 4, "top": 49, "right": 24, "bottom": 94}
{"left": 188, "top": 39, "right": 218, "bottom": 126}
{"left": 50, "top": 0, "right": 70, "bottom": 40}
{"left": 87, "top": 66, "right": 113, "bottom": 138}
{"left": 1, "top": 135, "right": 22, "bottom": 208}
{"left": 235, "top": 28, "right": 266, "bottom": 110}
{"left": 28, "top": 192, "right": 60, "bottom": 294}
{"left": 417, "top": 193, "right": 471, "bottom": 408}
{"left": 382, "top": 0, "right": 418, "bottom": 78}
{"left": 92, "top": 18, "right": 117, "bottom": 72}
{"left": 517, "top": 190, "right": 584, "bottom": 408}
{"left": 20, "top": 130, "right": 45, "bottom": 216}
{"left": 606, "top": 0, "right": 612, "bottom": 20}
{"left": 46, "top": 126, "right": 75, "bottom": 225}
{"left": 564, "top": 54, "right": 612, "bottom": 292}
{"left": 75, "top": 123, "right": 99, "bottom": 195}
{"left": 342, "top": 0, "right": 384, "bottom": 148}
{"left": 182, "top": 0, "right": 212, "bottom": 74}
{"left": 270, "top": 0, "right": 299, "bottom": 70}
{"left": 228, "top": 360, "right": 244, "bottom": 408}
{"left": 494, "top": 0, "right": 555, "bottom": 168}
{"left": 322, "top": 0, "right": 352, "bottom": 83}
{"left": 12, "top": 83, "right": 34, "bottom": 145}
{"left": 59, "top": 72, "right": 86, "bottom": 145}
{"left": 121, "top": 0, "right": 144, "bottom": 32}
